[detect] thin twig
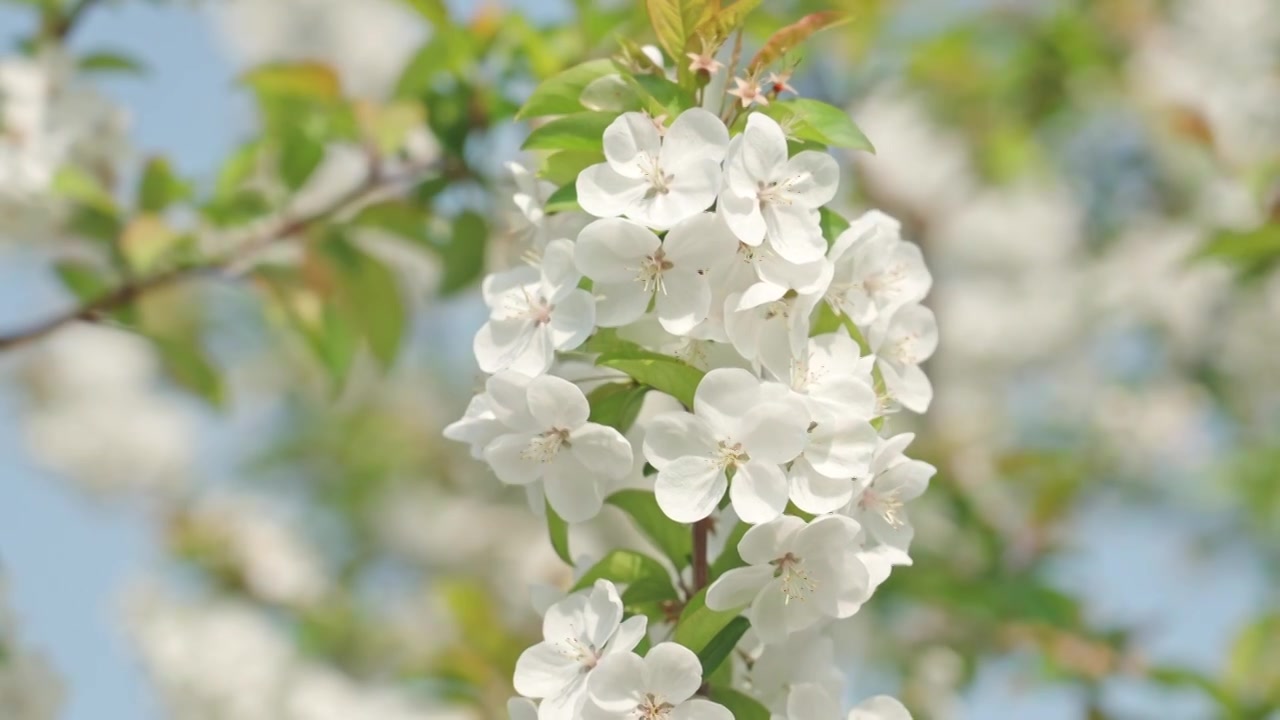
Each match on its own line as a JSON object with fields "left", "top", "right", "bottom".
{"left": 0, "top": 161, "right": 433, "bottom": 353}
{"left": 46, "top": 0, "right": 104, "bottom": 40}
{"left": 720, "top": 28, "right": 746, "bottom": 123}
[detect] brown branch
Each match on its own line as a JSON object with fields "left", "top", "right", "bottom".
{"left": 45, "top": 0, "right": 104, "bottom": 40}
{"left": 0, "top": 161, "right": 428, "bottom": 353}
{"left": 692, "top": 517, "right": 711, "bottom": 592}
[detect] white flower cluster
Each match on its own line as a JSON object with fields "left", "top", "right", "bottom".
{"left": 447, "top": 105, "right": 937, "bottom": 719}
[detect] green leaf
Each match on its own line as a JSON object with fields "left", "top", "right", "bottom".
{"left": 570, "top": 549, "right": 676, "bottom": 596}
{"left": 325, "top": 235, "right": 407, "bottom": 368}
{"left": 215, "top": 140, "right": 262, "bottom": 197}
{"left": 78, "top": 51, "right": 146, "bottom": 75}
{"left": 596, "top": 350, "right": 703, "bottom": 409}
{"left": 819, "top": 207, "right": 850, "bottom": 244}
{"left": 542, "top": 149, "right": 605, "bottom": 186}
{"left": 673, "top": 588, "right": 742, "bottom": 656}
{"left": 350, "top": 200, "right": 430, "bottom": 245}
{"left": 707, "top": 687, "right": 770, "bottom": 720}
{"left": 546, "top": 501, "right": 572, "bottom": 564}
{"left": 587, "top": 382, "right": 649, "bottom": 433}
{"left": 517, "top": 59, "right": 618, "bottom": 120}
{"left": 279, "top": 127, "right": 325, "bottom": 191}
{"left": 607, "top": 490, "right": 693, "bottom": 569}
{"left": 522, "top": 111, "right": 616, "bottom": 152}
{"left": 138, "top": 156, "right": 190, "bottom": 212}
{"left": 241, "top": 61, "right": 343, "bottom": 102}
{"left": 708, "top": 520, "right": 749, "bottom": 582}
{"left": 1195, "top": 223, "right": 1280, "bottom": 277}
{"left": 54, "top": 259, "right": 111, "bottom": 303}
{"left": 696, "top": 0, "right": 762, "bottom": 43}
{"left": 645, "top": 0, "right": 706, "bottom": 66}
{"left": 762, "top": 99, "right": 875, "bottom": 152}
{"left": 397, "top": 0, "right": 449, "bottom": 25}
{"left": 544, "top": 184, "right": 580, "bottom": 213}
{"left": 152, "top": 336, "right": 225, "bottom": 407}
{"left": 748, "top": 11, "right": 852, "bottom": 74}
{"left": 52, "top": 166, "right": 115, "bottom": 213}
{"left": 437, "top": 211, "right": 488, "bottom": 295}
{"left": 201, "top": 188, "right": 272, "bottom": 228}
{"left": 580, "top": 74, "right": 644, "bottom": 113}
{"left": 698, "top": 616, "right": 750, "bottom": 677}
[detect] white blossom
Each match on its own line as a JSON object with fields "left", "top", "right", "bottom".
{"left": 585, "top": 642, "right": 731, "bottom": 720}
{"left": 577, "top": 108, "right": 729, "bottom": 230}
{"left": 643, "top": 368, "right": 809, "bottom": 523}
{"left": 868, "top": 304, "right": 938, "bottom": 413}
{"left": 482, "top": 372, "right": 633, "bottom": 522}
{"left": 513, "top": 580, "right": 647, "bottom": 720}
{"left": 574, "top": 213, "right": 736, "bottom": 333}
{"left": 719, "top": 113, "right": 838, "bottom": 263}
{"left": 827, "top": 210, "right": 931, "bottom": 328}
{"left": 742, "top": 629, "right": 844, "bottom": 713}
{"left": 705, "top": 515, "right": 870, "bottom": 643}
{"left": 781, "top": 684, "right": 913, "bottom": 720}
{"left": 474, "top": 238, "right": 596, "bottom": 375}
{"left": 844, "top": 433, "right": 934, "bottom": 564}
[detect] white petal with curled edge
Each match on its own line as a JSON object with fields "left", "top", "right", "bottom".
{"left": 603, "top": 112, "right": 662, "bottom": 175}
{"left": 544, "top": 453, "right": 605, "bottom": 522}
{"left": 848, "top": 695, "right": 913, "bottom": 720}
{"left": 577, "top": 164, "right": 648, "bottom": 219}
{"left": 655, "top": 269, "right": 711, "bottom": 336}
{"left": 737, "top": 515, "right": 805, "bottom": 564}
{"left": 705, "top": 564, "right": 773, "bottom": 611}
{"left": 783, "top": 151, "right": 840, "bottom": 208}
{"left": 764, "top": 204, "right": 826, "bottom": 264}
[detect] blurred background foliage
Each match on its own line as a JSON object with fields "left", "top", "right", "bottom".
{"left": 0, "top": 0, "right": 1277, "bottom": 718}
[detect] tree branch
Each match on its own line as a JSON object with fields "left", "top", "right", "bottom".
{"left": 45, "top": 0, "right": 104, "bottom": 40}
{"left": 692, "top": 517, "right": 711, "bottom": 592}
{"left": 0, "top": 162, "right": 427, "bottom": 353}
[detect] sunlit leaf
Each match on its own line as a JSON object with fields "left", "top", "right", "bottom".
{"left": 707, "top": 687, "right": 769, "bottom": 719}
{"left": 645, "top": 0, "right": 706, "bottom": 66}
{"left": 607, "top": 490, "right": 693, "bottom": 569}
{"left": 673, "top": 588, "right": 741, "bottom": 655}
{"left": 587, "top": 382, "right": 649, "bottom": 433}
{"left": 521, "top": 111, "right": 616, "bottom": 152}
{"left": 516, "top": 58, "right": 617, "bottom": 120}
{"left": 761, "top": 99, "right": 874, "bottom": 152}
{"left": 241, "top": 61, "right": 343, "bottom": 103}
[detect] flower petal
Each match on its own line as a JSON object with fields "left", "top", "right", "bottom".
{"left": 787, "top": 684, "right": 842, "bottom": 720}
{"left": 577, "top": 164, "right": 648, "bottom": 219}
{"left": 654, "top": 456, "right": 726, "bottom": 522}
{"left": 474, "top": 318, "right": 533, "bottom": 374}
{"left": 544, "top": 453, "right": 605, "bottom": 522}
{"left": 848, "top": 695, "right": 913, "bottom": 720}
{"left": 570, "top": 424, "right": 634, "bottom": 479}
{"left": 717, "top": 190, "right": 765, "bottom": 246}
{"left": 513, "top": 641, "right": 580, "bottom": 699}
{"left": 643, "top": 642, "right": 703, "bottom": 704}
{"left": 655, "top": 269, "right": 711, "bottom": 336}
{"left": 661, "top": 108, "right": 729, "bottom": 169}
{"left": 575, "top": 218, "right": 660, "bottom": 283}
{"left": 763, "top": 204, "right": 825, "bottom": 264}
{"left": 642, "top": 412, "right": 716, "bottom": 468}
{"left": 692, "top": 367, "right": 761, "bottom": 435}
{"left": 730, "top": 460, "right": 789, "bottom": 524}
{"left": 593, "top": 281, "right": 652, "bottom": 328}
{"left": 782, "top": 151, "right": 839, "bottom": 208}
{"left": 528, "top": 375, "right": 589, "bottom": 429}
{"left": 587, "top": 651, "right": 646, "bottom": 712}
{"left": 737, "top": 515, "right": 805, "bottom": 564}
{"left": 662, "top": 212, "right": 738, "bottom": 272}
{"left": 604, "top": 615, "right": 648, "bottom": 656}
{"left": 705, "top": 564, "right": 773, "bottom": 611}
{"left": 603, "top": 112, "right": 662, "bottom": 174}
{"left": 484, "top": 433, "right": 543, "bottom": 485}
{"left": 670, "top": 699, "right": 733, "bottom": 720}
{"left": 548, "top": 289, "right": 596, "bottom": 351}
{"left": 789, "top": 458, "right": 855, "bottom": 514}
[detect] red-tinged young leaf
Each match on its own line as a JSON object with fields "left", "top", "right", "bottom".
{"left": 748, "top": 11, "right": 852, "bottom": 74}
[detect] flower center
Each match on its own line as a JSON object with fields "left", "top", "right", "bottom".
{"left": 637, "top": 152, "right": 673, "bottom": 196}
{"left": 561, "top": 636, "right": 602, "bottom": 671}
{"left": 716, "top": 439, "right": 748, "bottom": 470}
{"left": 757, "top": 178, "right": 797, "bottom": 207}
{"left": 635, "top": 693, "right": 675, "bottom": 719}
{"left": 762, "top": 298, "right": 792, "bottom": 320}
{"left": 506, "top": 287, "right": 554, "bottom": 325}
{"left": 770, "top": 552, "right": 817, "bottom": 604}
{"left": 861, "top": 485, "right": 907, "bottom": 528}
{"left": 890, "top": 333, "right": 919, "bottom": 365}
{"left": 522, "top": 428, "right": 570, "bottom": 463}
{"left": 637, "top": 247, "right": 675, "bottom": 293}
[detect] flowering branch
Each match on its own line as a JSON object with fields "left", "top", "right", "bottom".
{"left": 447, "top": 5, "right": 929, "bottom": 720}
